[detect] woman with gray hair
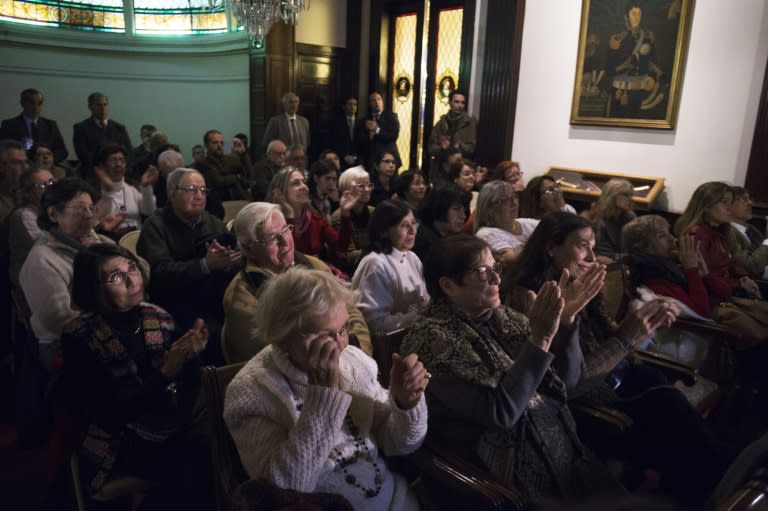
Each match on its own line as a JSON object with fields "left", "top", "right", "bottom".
{"left": 269, "top": 166, "right": 356, "bottom": 264}
{"left": 224, "top": 267, "right": 428, "bottom": 511}
{"left": 594, "top": 178, "right": 636, "bottom": 262}
{"left": 474, "top": 180, "right": 539, "bottom": 262}
{"left": 331, "top": 165, "right": 375, "bottom": 271}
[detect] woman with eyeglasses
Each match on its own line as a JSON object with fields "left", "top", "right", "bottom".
{"left": 351, "top": 200, "right": 429, "bottom": 335}
{"left": 28, "top": 141, "right": 70, "bottom": 180}
{"left": 474, "top": 180, "right": 539, "bottom": 263}
{"left": 8, "top": 167, "right": 55, "bottom": 285}
{"left": 412, "top": 184, "right": 470, "bottom": 262}
{"left": 484, "top": 160, "right": 525, "bottom": 192}
{"left": 370, "top": 151, "right": 398, "bottom": 207}
{"left": 392, "top": 169, "right": 427, "bottom": 216}
{"left": 401, "top": 234, "right": 619, "bottom": 502}
{"left": 506, "top": 212, "right": 732, "bottom": 506}
{"left": 270, "top": 166, "right": 357, "bottom": 267}
{"left": 19, "top": 178, "right": 114, "bottom": 370}
{"left": 518, "top": 175, "right": 578, "bottom": 219}
{"left": 62, "top": 243, "right": 213, "bottom": 509}
{"left": 225, "top": 267, "right": 428, "bottom": 511}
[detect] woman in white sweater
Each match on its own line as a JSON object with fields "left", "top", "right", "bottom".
{"left": 474, "top": 180, "right": 539, "bottom": 262}
{"left": 351, "top": 200, "right": 429, "bottom": 335}
{"left": 224, "top": 267, "right": 428, "bottom": 511}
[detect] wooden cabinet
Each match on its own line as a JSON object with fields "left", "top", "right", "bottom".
{"left": 542, "top": 166, "right": 665, "bottom": 210}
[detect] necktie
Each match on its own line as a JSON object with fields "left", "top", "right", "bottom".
{"left": 289, "top": 118, "right": 297, "bottom": 145}
{"left": 348, "top": 118, "right": 354, "bottom": 140}
{"left": 30, "top": 121, "right": 39, "bottom": 142}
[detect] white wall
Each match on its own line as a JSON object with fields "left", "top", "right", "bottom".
{"left": 0, "top": 25, "right": 250, "bottom": 162}
{"left": 295, "top": 0, "right": 347, "bottom": 48}
{"left": 512, "top": 1, "right": 768, "bottom": 212}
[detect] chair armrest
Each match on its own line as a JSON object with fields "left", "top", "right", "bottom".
{"left": 632, "top": 349, "right": 698, "bottom": 386}
{"left": 407, "top": 443, "right": 530, "bottom": 511}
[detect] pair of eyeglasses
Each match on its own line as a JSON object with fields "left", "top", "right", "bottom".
{"left": 176, "top": 185, "right": 209, "bottom": 195}
{"left": 254, "top": 224, "right": 294, "bottom": 246}
{"left": 302, "top": 322, "right": 350, "bottom": 342}
{"left": 467, "top": 262, "right": 503, "bottom": 283}
{"left": 63, "top": 203, "right": 96, "bottom": 215}
{"left": 354, "top": 181, "right": 373, "bottom": 190}
{"left": 105, "top": 261, "right": 141, "bottom": 286}
{"left": 541, "top": 183, "right": 561, "bottom": 196}
{"left": 34, "top": 178, "right": 56, "bottom": 190}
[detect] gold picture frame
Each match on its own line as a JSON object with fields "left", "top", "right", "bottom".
{"left": 570, "top": 0, "right": 694, "bottom": 129}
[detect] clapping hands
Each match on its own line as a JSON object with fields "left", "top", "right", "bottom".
{"left": 390, "top": 353, "right": 428, "bottom": 410}
{"left": 162, "top": 318, "right": 208, "bottom": 379}
{"left": 618, "top": 299, "right": 679, "bottom": 346}
{"left": 527, "top": 281, "right": 565, "bottom": 352}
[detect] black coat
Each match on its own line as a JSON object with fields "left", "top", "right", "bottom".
{"left": 0, "top": 114, "right": 69, "bottom": 163}
{"left": 354, "top": 111, "right": 401, "bottom": 168}
{"left": 72, "top": 117, "right": 133, "bottom": 176}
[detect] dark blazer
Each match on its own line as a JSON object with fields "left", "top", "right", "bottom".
{"left": 354, "top": 110, "right": 401, "bottom": 169}
{"left": 261, "top": 113, "right": 310, "bottom": 151}
{"left": 327, "top": 115, "right": 359, "bottom": 168}
{"left": 0, "top": 114, "right": 68, "bottom": 163}
{"left": 72, "top": 117, "right": 133, "bottom": 175}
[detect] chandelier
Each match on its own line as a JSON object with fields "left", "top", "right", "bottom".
{"left": 209, "top": 0, "right": 311, "bottom": 46}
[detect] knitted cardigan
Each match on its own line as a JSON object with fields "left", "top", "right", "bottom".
{"left": 224, "top": 345, "right": 427, "bottom": 511}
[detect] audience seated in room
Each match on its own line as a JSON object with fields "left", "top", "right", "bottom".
{"left": 400, "top": 234, "right": 620, "bottom": 502}
{"left": 483, "top": 160, "right": 524, "bottom": 192}
{"left": 137, "top": 168, "right": 240, "bottom": 365}
{"left": 224, "top": 267, "right": 427, "bottom": 511}
{"left": 474, "top": 180, "right": 539, "bottom": 263}
{"left": 223, "top": 202, "right": 371, "bottom": 363}
{"left": 369, "top": 151, "right": 398, "bottom": 207}
{"left": 28, "top": 142, "right": 69, "bottom": 179}
{"left": 19, "top": 178, "right": 114, "bottom": 370}
{"left": 250, "top": 139, "right": 287, "bottom": 201}
{"left": 507, "top": 212, "right": 732, "bottom": 506}
{"left": 62, "top": 244, "right": 213, "bottom": 510}
{"left": 351, "top": 200, "right": 429, "bottom": 335}
{"left": 194, "top": 129, "right": 251, "bottom": 202}
{"left": 392, "top": 169, "right": 427, "bottom": 217}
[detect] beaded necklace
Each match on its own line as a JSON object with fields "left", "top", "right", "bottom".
{"left": 288, "top": 380, "right": 383, "bottom": 498}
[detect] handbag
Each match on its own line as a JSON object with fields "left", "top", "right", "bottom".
{"left": 711, "top": 297, "right": 768, "bottom": 349}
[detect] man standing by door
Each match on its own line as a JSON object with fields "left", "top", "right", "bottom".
{"left": 261, "top": 92, "right": 310, "bottom": 155}
{"left": 428, "top": 89, "right": 477, "bottom": 161}
{"left": 354, "top": 91, "right": 401, "bottom": 170}
{"left": 1, "top": 88, "right": 68, "bottom": 164}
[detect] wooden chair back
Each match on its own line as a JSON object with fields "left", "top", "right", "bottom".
{"left": 118, "top": 230, "right": 141, "bottom": 258}
{"left": 371, "top": 328, "right": 408, "bottom": 387}
{"left": 201, "top": 363, "right": 249, "bottom": 511}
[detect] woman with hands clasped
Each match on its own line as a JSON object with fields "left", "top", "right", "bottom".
{"left": 508, "top": 212, "right": 732, "bottom": 507}
{"left": 224, "top": 268, "right": 428, "bottom": 511}
{"left": 401, "top": 234, "right": 619, "bottom": 502}
{"left": 62, "top": 244, "right": 213, "bottom": 510}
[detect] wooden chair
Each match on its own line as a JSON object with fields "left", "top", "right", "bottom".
{"left": 371, "top": 328, "right": 408, "bottom": 387}
{"left": 222, "top": 200, "right": 250, "bottom": 224}
{"left": 118, "top": 230, "right": 141, "bottom": 258}
{"left": 200, "top": 363, "right": 249, "bottom": 511}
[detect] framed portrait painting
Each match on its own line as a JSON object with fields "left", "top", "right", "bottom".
{"left": 570, "top": 0, "right": 694, "bottom": 129}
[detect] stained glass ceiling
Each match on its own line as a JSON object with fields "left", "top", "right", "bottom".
{"left": 0, "top": 0, "right": 233, "bottom": 35}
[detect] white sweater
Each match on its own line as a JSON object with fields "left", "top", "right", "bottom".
{"left": 351, "top": 249, "right": 429, "bottom": 335}
{"left": 476, "top": 218, "right": 540, "bottom": 252}
{"left": 224, "top": 345, "right": 427, "bottom": 511}
{"left": 98, "top": 180, "right": 156, "bottom": 230}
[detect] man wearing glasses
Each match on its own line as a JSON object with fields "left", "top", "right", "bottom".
{"left": 138, "top": 168, "right": 241, "bottom": 364}
{"left": 222, "top": 202, "right": 370, "bottom": 364}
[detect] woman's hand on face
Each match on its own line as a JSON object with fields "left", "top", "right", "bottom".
{"left": 390, "top": 353, "right": 427, "bottom": 410}
{"left": 527, "top": 281, "right": 564, "bottom": 352}
{"left": 619, "top": 299, "right": 679, "bottom": 345}
{"left": 305, "top": 334, "right": 341, "bottom": 388}
{"left": 558, "top": 265, "right": 606, "bottom": 325}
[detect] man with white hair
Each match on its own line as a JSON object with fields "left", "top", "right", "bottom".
{"left": 261, "top": 92, "right": 310, "bottom": 152}
{"left": 222, "top": 202, "right": 371, "bottom": 363}
{"left": 138, "top": 167, "right": 240, "bottom": 364}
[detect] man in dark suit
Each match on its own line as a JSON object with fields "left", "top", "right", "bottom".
{"left": 72, "top": 92, "right": 132, "bottom": 179}
{"left": 354, "top": 91, "right": 401, "bottom": 170}
{"left": 328, "top": 96, "right": 359, "bottom": 170}
{"left": 0, "top": 88, "right": 68, "bottom": 164}
{"left": 261, "top": 92, "right": 310, "bottom": 153}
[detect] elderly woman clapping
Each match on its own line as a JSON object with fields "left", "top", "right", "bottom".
{"left": 225, "top": 267, "right": 428, "bottom": 511}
